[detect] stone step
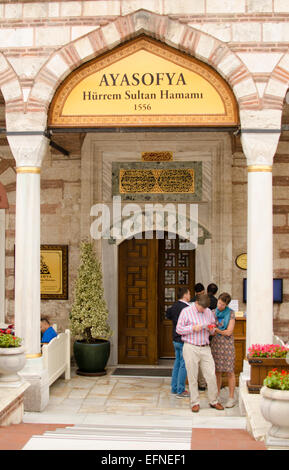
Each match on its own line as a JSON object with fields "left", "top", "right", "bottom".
{"left": 22, "top": 417, "right": 247, "bottom": 450}
{"left": 22, "top": 424, "right": 192, "bottom": 450}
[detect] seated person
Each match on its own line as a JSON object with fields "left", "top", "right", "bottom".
{"left": 41, "top": 316, "right": 57, "bottom": 344}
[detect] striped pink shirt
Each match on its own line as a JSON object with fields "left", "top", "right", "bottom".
{"left": 176, "top": 302, "right": 215, "bottom": 346}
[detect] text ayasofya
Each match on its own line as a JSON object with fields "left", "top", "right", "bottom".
{"left": 98, "top": 72, "right": 187, "bottom": 87}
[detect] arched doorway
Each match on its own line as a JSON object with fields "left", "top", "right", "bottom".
{"left": 118, "top": 232, "right": 195, "bottom": 365}
{"left": 46, "top": 33, "right": 239, "bottom": 366}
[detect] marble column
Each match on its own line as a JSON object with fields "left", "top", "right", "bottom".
{"left": 0, "top": 183, "right": 9, "bottom": 323}
{"left": 14, "top": 166, "right": 42, "bottom": 356}
{"left": 0, "top": 209, "right": 5, "bottom": 323}
{"left": 241, "top": 131, "right": 280, "bottom": 349}
{"left": 7, "top": 132, "right": 49, "bottom": 410}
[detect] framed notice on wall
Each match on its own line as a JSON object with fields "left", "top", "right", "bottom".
{"left": 40, "top": 245, "right": 68, "bottom": 300}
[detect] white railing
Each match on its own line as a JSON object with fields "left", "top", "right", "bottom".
{"left": 42, "top": 329, "right": 71, "bottom": 387}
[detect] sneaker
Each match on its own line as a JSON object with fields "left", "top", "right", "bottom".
{"left": 225, "top": 397, "right": 236, "bottom": 408}
{"left": 176, "top": 390, "right": 190, "bottom": 399}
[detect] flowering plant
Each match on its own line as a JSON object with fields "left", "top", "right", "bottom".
{"left": 263, "top": 369, "right": 289, "bottom": 391}
{"left": 0, "top": 331, "right": 22, "bottom": 348}
{"left": 248, "top": 344, "right": 289, "bottom": 358}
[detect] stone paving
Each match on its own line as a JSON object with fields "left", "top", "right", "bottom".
{"left": 24, "top": 367, "right": 243, "bottom": 424}
{"left": 0, "top": 367, "right": 270, "bottom": 450}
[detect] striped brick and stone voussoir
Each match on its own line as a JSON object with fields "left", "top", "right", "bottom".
{"left": 0, "top": 6, "right": 289, "bottom": 126}
{"left": 25, "top": 11, "right": 261, "bottom": 118}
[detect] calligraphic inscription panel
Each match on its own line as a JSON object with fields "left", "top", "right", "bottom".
{"left": 119, "top": 169, "right": 194, "bottom": 194}
{"left": 142, "top": 151, "right": 173, "bottom": 161}
{"left": 112, "top": 161, "right": 202, "bottom": 202}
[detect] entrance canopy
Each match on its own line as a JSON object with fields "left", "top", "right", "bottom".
{"left": 48, "top": 36, "right": 239, "bottom": 129}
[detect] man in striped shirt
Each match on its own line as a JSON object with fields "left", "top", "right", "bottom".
{"left": 176, "top": 294, "right": 224, "bottom": 412}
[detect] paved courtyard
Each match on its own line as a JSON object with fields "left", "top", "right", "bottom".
{"left": 24, "top": 366, "right": 243, "bottom": 423}
{"left": 6, "top": 366, "right": 264, "bottom": 450}
{"left": 0, "top": 367, "right": 270, "bottom": 450}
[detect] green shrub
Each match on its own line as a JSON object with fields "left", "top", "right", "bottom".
{"left": 70, "top": 241, "right": 112, "bottom": 343}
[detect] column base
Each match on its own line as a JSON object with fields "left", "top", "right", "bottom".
{"left": 266, "top": 434, "right": 289, "bottom": 450}
{"left": 18, "top": 357, "right": 49, "bottom": 412}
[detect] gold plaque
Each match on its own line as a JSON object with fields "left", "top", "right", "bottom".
{"left": 40, "top": 245, "right": 68, "bottom": 299}
{"left": 235, "top": 253, "right": 247, "bottom": 270}
{"left": 119, "top": 168, "right": 194, "bottom": 194}
{"left": 142, "top": 151, "right": 173, "bottom": 161}
{"left": 49, "top": 36, "right": 239, "bottom": 128}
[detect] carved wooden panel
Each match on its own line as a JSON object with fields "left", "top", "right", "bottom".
{"left": 118, "top": 238, "right": 158, "bottom": 364}
{"left": 158, "top": 234, "right": 195, "bottom": 358}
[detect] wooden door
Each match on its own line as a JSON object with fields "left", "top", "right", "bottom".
{"left": 158, "top": 234, "right": 195, "bottom": 358}
{"left": 118, "top": 237, "right": 158, "bottom": 365}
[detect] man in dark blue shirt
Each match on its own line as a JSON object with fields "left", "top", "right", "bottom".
{"left": 41, "top": 316, "right": 57, "bottom": 344}
{"left": 166, "top": 287, "right": 191, "bottom": 399}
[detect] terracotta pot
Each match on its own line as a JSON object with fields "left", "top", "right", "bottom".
{"left": 0, "top": 346, "right": 26, "bottom": 384}
{"left": 247, "top": 356, "right": 289, "bottom": 393}
{"left": 260, "top": 386, "right": 289, "bottom": 439}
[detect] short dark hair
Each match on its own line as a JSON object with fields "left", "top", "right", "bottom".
{"left": 41, "top": 316, "right": 50, "bottom": 325}
{"left": 218, "top": 292, "right": 231, "bottom": 305}
{"left": 207, "top": 283, "right": 218, "bottom": 295}
{"left": 194, "top": 283, "right": 205, "bottom": 293}
{"left": 195, "top": 294, "right": 210, "bottom": 309}
{"left": 177, "top": 287, "right": 189, "bottom": 299}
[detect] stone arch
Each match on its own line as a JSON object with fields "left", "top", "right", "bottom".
{"left": 0, "top": 53, "right": 23, "bottom": 113}
{"left": 264, "top": 52, "right": 289, "bottom": 114}
{"left": 27, "top": 9, "right": 259, "bottom": 121}
{"left": 106, "top": 209, "right": 210, "bottom": 247}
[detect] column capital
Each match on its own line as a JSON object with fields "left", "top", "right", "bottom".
{"left": 6, "top": 112, "right": 49, "bottom": 168}
{"left": 7, "top": 133, "right": 49, "bottom": 168}
{"left": 240, "top": 109, "right": 281, "bottom": 166}
{"left": 241, "top": 132, "right": 280, "bottom": 167}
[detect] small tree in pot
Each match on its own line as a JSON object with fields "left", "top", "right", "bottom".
{"left": 70, "top": 240, "right": 112, "bottom": 376}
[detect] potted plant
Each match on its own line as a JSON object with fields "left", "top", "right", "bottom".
{"left": 247, "top": 344, "right": 289, "bottom": 393}
{"left": 260, "top": 369, "right": 289, "bottom": 439}
{"left": 70, "top": 241, "right": 112, "bottom": 376}
{"left": 0, "top": 331, "right": 26, "bottom": 385}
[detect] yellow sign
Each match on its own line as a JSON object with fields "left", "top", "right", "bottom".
{"left": 49, "top": 37, "right": 238, "bottom": 128}
{"left": 40, "top": 245, "right": 68, "bottom": 299}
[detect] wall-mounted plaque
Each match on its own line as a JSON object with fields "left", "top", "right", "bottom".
{"left": 142, "top": 151, "right": 173, "bottom": 161}
{"left": 235, "top": 253, "right": 247, "bottom": 270}
{"left": 119, "top": 168, "right": 195, "bottom": 194}
{"left": 40, "top": 245, "right": 68, "bottom": 299}
{"left": 112, "top": 161, "right": 202, "bottom": 202}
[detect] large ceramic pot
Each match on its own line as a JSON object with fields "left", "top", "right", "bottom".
{"left": 73, "top": 340, "right": 110, "bottom": 376}
{"left": 247, "top": 356, "right": 289, "bottom": 393}
{"left": 0, "top": 346, "right": 26, "bottom": 384}
{"left": 260, "top": 386, "right": 289, "bottom": 439}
